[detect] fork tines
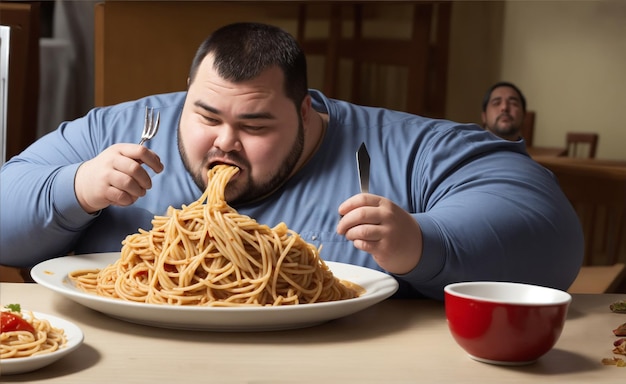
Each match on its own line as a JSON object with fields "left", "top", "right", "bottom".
{"left": 139, "top": 106, "right": 160, "bottom": 145}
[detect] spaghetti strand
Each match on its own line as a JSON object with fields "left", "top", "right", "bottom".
{"left": 69, "top": 165, "right": 360, "bottom": 306}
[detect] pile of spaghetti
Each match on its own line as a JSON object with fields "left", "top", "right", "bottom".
{"left": 1, "top": 305, "right": 67, "bottom": 359}
{"left": 69, "top": 165, "right": 360, "bottom": 306}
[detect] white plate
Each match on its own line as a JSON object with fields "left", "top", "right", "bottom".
{"left": 0, "top": 312, "right": 84, "bottom": 375}
{"left": 31, "top": 252, "right": 399, "bottom": 331}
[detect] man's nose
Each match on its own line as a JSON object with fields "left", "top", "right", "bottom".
{"left": 213, "top": 125, "right": 242, "bottom": 152}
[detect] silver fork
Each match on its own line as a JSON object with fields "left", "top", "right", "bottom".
{"left": 138, "top": 106, "right": 160, "bottom": 145}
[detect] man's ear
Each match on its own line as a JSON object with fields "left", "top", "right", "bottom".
{"left": 480, "top": 112, "right": 487, "bottom": 128}
{"left": 300, "top": 95, "right": 313, "bottom": 123}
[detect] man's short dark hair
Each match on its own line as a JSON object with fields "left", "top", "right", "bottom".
{"left": 481, "top": 81, "right": 527, "bottom": 112}
{"left": 188, "top": 22, "right": 308, "bottom": 110}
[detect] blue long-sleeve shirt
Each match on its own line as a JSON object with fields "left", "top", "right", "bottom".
{"left": 0, "top": 90, "right": 584, "bottom": 299}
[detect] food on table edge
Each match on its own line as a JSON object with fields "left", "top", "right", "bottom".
{"left": 614, "top": 338, "right": 626, "bottom": 356}
{"left": 602, "top": 357, "right": 626, "bottom": 367}
{"left": 609, "top": 300, "right": 626, "bottom": 313}
{"left": 614, "top": 322, "right": 626, "bottom": 337}
{"left": 601, "top": 302, "right": 626, "bottom": 367}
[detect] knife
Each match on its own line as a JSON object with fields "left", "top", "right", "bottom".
{"left": 357, "top": 142, "right": 370, "bottom": 194}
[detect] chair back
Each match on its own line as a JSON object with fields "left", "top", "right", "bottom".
{"left": 94, "top": 2, "right": 451, "bottom": 119}
{"left": 566, "top": 132, "right": 598, "bottom": 158}
{"left": 297, "top": 3, "right": 451, "bottom": 118}
{"left": 520, "top": 110, "right": 535, "bottom": 146}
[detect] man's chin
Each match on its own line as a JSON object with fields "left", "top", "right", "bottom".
{"left": 495, "top": 125, "right": 515, "bottom": 135}
{"left": 222, "top": 181, "right": 250, "bottom": 204}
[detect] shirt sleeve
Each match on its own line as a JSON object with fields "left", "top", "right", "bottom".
{"left": 1, "top": 92, "right": 188, "bottom": 269}
{"left": 393, "top": 128, "right": 584, "bottom": 300}
{"left": 0, "top": 114, "right": 103, "bottom": 267}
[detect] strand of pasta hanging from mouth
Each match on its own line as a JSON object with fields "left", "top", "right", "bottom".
{"left": 69, "top": 165, "right": 361, "bottom": 306}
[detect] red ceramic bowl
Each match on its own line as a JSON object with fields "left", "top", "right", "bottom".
{"left": 444, "top": 281, "right": 571, "bottom": 365}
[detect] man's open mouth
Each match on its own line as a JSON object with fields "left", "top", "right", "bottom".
{"left": 209, "top": 161, "right": 239, "bottom": 170}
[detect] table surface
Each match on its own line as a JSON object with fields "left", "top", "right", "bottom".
{"left": 533, "top": 154, "right": 626, "bottom": 168}
{"left": 526, "top": 146, "right": 568, "bottom": 158}
{"left": 1, "top": 283, "right": 625, "bottom": 383}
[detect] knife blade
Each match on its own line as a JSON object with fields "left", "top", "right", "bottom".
{"left": 357, "top": 142, "right": 370, "bottom": 194}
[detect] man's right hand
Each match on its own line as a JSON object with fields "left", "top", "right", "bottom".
{"left": 74, "top": 144, "right": 164, "bottom": 213}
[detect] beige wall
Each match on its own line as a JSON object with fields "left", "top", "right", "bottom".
{"left": 447, "top": 0, "right": 626, "bottom": 160}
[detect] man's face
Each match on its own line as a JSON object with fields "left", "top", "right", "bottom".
{"left": 178, "top": 55, "right": 305, "bottom": 205}
{"left": 481, "top": 86, "right": 525, "bottom": 141}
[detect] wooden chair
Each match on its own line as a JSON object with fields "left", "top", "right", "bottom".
{"left": 520, "top": 110, "right": 535, "bottom": 147}
{"left": 94, "top": 2, "right": 451, "bottom": 119}
{"left": 568, "top": 263, "right": 625, "bottom": 293}
{"left": 566, "top": 132, "right": 598, "bottom": 159}
{"left": 297, "top": 2, "right": 451, "bottom": 118}
{"left": 536, "top": 157, "right": 626, "bottom": 293}
{"left": 0, "top": 265, "right": 28, "bottom": 283}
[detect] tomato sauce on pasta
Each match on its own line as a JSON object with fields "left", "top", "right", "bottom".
{"left": 1, "top": 307, "right": 67, "bottom": 359}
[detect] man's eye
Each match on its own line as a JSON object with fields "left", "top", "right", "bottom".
{"left": 242, "top": 125, "right": 266, "bottom": 132}
{"left": 202, "top": 116, "right": 220, "bottom": 125}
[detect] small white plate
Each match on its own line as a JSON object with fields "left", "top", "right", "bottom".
{"left": 0, "top": 312, "right": 84, "bottom": 375}
{"left": 31, "top": 253, "right": 399, "bottom": 331}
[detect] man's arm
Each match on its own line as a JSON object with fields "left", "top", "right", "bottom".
{"left": 400, "top": 152, "right": 584, "bottom": 300}
{"left": 0, "top": 151, "right": 94, "bottom": 267}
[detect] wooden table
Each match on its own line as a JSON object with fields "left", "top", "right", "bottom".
{"left": 569, "top": 264, "right": 626, "bottom": 294}
{"left": 533, "top": 155, "right": 626, "bottom": 168}
{"left": 1, "top": 283, "right": 625, "bottom": 382}
{"left": 527, "top": 146, "right": 568, "bottom": 158}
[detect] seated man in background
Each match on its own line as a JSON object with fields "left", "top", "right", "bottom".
{"left": 0, "top": 23, "right": 583, "bottom": 300}
{"left": 481, "top": 81, "right": 526, "bottom": 141}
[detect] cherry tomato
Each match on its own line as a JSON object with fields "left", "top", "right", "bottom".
{"left": 1, "top": 312, "right": 36, "bottom": 333}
